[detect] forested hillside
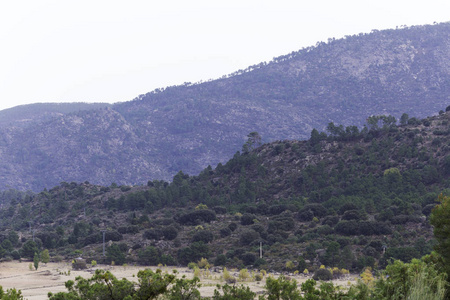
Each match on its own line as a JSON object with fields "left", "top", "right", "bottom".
{"left": 1, "top": 23, "right": 450, "bottom": 191}
{"left": 0, "top": 110, "right": 448, "bottom": 272}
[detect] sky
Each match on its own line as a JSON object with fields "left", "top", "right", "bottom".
{"left": 0, "top": 0, "right": 449, "bottom": 111}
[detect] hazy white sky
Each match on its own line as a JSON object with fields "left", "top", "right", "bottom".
{"left": 0, "top": 0, "right": 449, "bottom": 111}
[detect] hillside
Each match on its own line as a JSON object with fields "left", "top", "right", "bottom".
{"left": 0, "top": 102, "right": 111, "bottom": 128}
{"left": 2, "top": 23, "right": 450, "bottom": 191}
{"left": 0, "top": 111, "right": 448, "bottom": 271}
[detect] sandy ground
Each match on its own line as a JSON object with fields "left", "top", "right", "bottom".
{"left": 0, "top": 261, "right": 357, "bottom": 299}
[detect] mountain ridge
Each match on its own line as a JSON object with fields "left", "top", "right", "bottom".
{"left": 2, "top": 22, "right": 450, "bottom": 191}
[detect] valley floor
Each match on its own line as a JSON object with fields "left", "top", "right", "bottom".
{"left": 0, "top": 261, "right": 357, "bottom": 299}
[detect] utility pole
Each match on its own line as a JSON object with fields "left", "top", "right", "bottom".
{"left": 260, "top": 242, "right": 263, "bottom": 258}
{"left": 101, "top": 230, "right": 106, "bottom": 256}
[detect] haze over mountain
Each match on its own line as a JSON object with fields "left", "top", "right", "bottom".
{"left": 1, "top": 22, "right": 450, "bottom": 191}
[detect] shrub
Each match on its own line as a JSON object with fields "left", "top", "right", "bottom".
{"left": 241, "top": 252, "right": 256, "bottom": 266}
{"left": 72, "top": 258, "right": 87, "bottom": 270}
{"left": 105, "top": 231, "right": 123, "bottom": 241}
{"left": 144, "top": 229, "right": 163, "bottom": 240}
{"left": 322, "top": 215, "right": 340, "bottom": 227}
{"left": 240, "top": 213, "right": 256, "bottom": 225}
{"left": 228, "top": 223, "right": 238, "bottom": 232}
{"left": 192, "top": 230, "right": 214, "bottom": 244}
{"left": 214, "top": 254, "right": 227, "bottom": 266}
{"left": 220, "top": 227, "right": 232, "bottom": 238}
{"left": 177, "top": 242, "right": 210, "bottom": 265}
{"left": 334, "top": 220, "right": 359, "bottom": 235}
{"left": 197, "top": 258, "right": 210, "bottom": 269}
{"left": 342, "top": 210, "right": 364, "bottom": 221}
{"left": 313, "top": 268, "right": 333, "bottom": 281}
{"left": 222, "top": 267, "right": 236, "bottom": 284}
{"left": 213, "top": 206, "right": 227, "bottom": 214}
{"left": 239, "top": 229, "right": 260, "bottom": 246}
{"left": 162, "top": 226, "right": 178, "bottom": 240}
{"left": 138, "top": 246, "right": 161, "bottom": 266}
{"left": 238, "top": 269, "right": 251, "bottom": 281}
{"left": 188, "top": 262, "right": 198, "bottom": 270}
{"left": 178, "top": 210, "right": 216, "bottom": 225}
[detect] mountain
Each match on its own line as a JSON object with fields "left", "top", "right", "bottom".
{"left": 1, "top": 111, "right": 448, "bottom": 270}
{"left": 2, "top": 22, "right": 450, "bottom": 191}
{"left": 0, "top": 102, "right": 111, "bottom": 128}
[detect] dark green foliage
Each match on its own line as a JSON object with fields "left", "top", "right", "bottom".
{"left": 138, "top": 246, "right": 161, "bottom": 266}
{"left": 380, "top": 247, "right": 420, "bottom": 267}
{"left": 192, "top": 230, "right": 214, "bottom": 243}
{"left": 335, "top": 220, "right": 391, "bottom": 236}
{"left": 429, "top": 194, "right": 450, "bottom": 283}
{"left": 106, "top": 243, "right": 127, "bottom": 265}
{"left": 240, "top": 213, "right": 256, "bottom": 225}
{"left": 213, "top": 206, "right": 227, "bottom": 214}
{"left": 48, "top": 268, "right": 176, "bottom": 300}
{"left": 20, "top": 240, "right": 38, "bottom": 259}
{"left": 144, "top": 229, "right": 163, "bottom": 240}
{"left": 168, "top": 276, "right": 201, "bottom": 300}
{"left": 162, "top": 226, "right": 178, "bottom": 240}
{"left": 342, "top": 210, "right": 365, "bottom": 221}
{"left": 313, "top": 268, "right": 333, "bottom": 281}
{"left": 334, "top": 220, "right": 359, "bottom": 235}
{"left": 239, "top": 229, "right": 260, "bottom": 246}
{"left": 321, "top": 216, "right": 339, "bottom": 227}
{"left": 177, "top": 242, "right": 210, "bottom": 265}
{"left": 214, "top": 254, "right": 227, "bottom": 266}
{"left": 241, "top": 252, "right": 256, "bottom": 266}
{"left": 213, "top": 284, "right": 256, "bottom": 300}
{"left": 117, "top": 225, "right": 140, "bottom": 234}
{"left": 177, "top": 210, "right": 216, "bottom": 225}
{"left": 265, "top": 275, "right": 301, "bottom": 300}
{"left": 228, "top": 223, "right": 238, "bottom": 232}
{"left": 219, "top": 227, "right": 232, "bottom": 238}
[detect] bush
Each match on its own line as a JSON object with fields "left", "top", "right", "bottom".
{"left": 72, "top": 258, "right": 87, "bottom": 270}
{"left": 241, "top": 252, "right": 256, "bottom": 266}
{"left": 178, "top": 210, "right": 216, "bottom": 225}
{"left": 313, "top": 268, "right": 333, "bottom": 281}
{"left": 144, "top": 229, "right": 163, "bottom": 240}
{"left": 322, "top": 215, "right": 340, "bottom": 227}
{"left": 228, "top": 223, "right": 238, "bottom": 232}
{"left": 316, "top": 225, "right": 334, "bottom": 235}
{"left": 239, "top": 230, "right": 260, "bottom": 246}
{"left": 177, "top": 242, "right": 210, "bottom": 265}
{"left": 138, "top": 246, "right": 161, "bottom": 266}
{"left": 11, "top": 250, "right": 20, "bottom": 260}
{"left": 192, "top": 230, "right": 214, "bottom": 243}
{"left": 106, "top": 244, "right": 127, "bottom": 265}
{"left": 334, "top": 220, "right": 359, "bottom": 235}
{"left": 214, "top": 254, "right": 227, "bottom": 266}
{"left": 240, "top": 213, "right": 256, "bottom": 225}
{"left": 162, "top": 226, "right": 178, "bottom": 240}
{"left": 220, "top": 227, "right": 232, "bottom": 238}
{"left": 342, "top": 210, "right": 364, "bottom": 221}
{"left": 213, "top": 206, "right": 227, "bottom": 214}
{"left": 105, "top": 231, "right": 123, "bottom": 241}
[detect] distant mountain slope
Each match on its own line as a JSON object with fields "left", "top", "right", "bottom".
{"left": 1, "top": 112, "right": 448, "bottom": 270}
{"left": 1, "top": 23, "right": 450, "bottom": 191}
{"left": 0, "top": 102, "right": 111, "bottom": 128}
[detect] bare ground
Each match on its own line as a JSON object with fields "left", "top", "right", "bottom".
{"left": 0, "top": 261, "right": 358, "bottom": 299}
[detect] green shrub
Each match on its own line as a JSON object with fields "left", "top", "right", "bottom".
{"left": 313, "top": 268, "right": 333, "bottom": 281}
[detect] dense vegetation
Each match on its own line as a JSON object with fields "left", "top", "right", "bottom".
{"left": 0, "top": 110, "right": 448, "bottom": 278}
{"left": 2, "top": 23, "right": 450, "bottom": 191}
